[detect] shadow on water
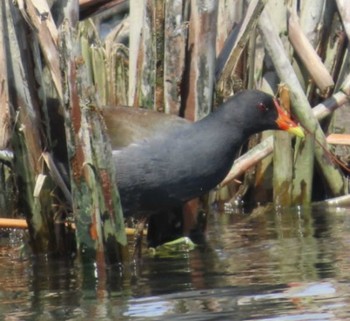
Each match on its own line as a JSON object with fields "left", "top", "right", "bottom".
{"left": 1, "top": 205, "right": 350, "bottom": 320}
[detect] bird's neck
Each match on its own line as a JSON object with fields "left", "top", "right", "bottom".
{"left": 186, "top": 110, "right": 246, "bottom": 183}
{"left": 194, "top": 106, "right": 248, "bottom": 150}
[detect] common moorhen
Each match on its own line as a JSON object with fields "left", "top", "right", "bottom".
{"left": 103, "top": 105, "right": 204, "bottom": 245}
{"left": 112, "top": 90, "right": 304, "bottom": 223}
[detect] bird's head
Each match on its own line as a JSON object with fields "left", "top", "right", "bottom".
{"left": 228, "top": 90, "right": 304, "bottom": 138}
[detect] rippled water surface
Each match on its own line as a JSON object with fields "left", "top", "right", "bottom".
{"left": 1, "top": 205, "right": 350, "bottom": 320}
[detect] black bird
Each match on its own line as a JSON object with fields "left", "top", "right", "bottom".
{"left": 112, "top": 90, "right": 304, "bottom": 226}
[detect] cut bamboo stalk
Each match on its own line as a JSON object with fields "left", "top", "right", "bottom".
{"left": 288, "top": 9, "right": 334, "bottom": 93}
{"left": 327, "top": 134, "right": 350, "bottom": 145}
{"left": 273, "top": 131, "right": 294, "bottom": 205}
{"left": 272, "top": 85, "right": 294, "bottom": 206}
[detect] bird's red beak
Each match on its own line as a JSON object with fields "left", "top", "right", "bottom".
{"left": 274, "top": 98, "right": 304, "bottom": 137}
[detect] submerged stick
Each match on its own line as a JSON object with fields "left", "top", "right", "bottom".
{"left": 313, "top": 194, "right": 350, "bottom": 208}
{"left": 0, "top": 218, "right": 28, "bottom": 229}
{"left": 0, "top": 218, "right": 145, "bottom": 236}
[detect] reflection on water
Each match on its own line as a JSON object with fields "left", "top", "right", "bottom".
{"left": 1, "top": 205, "right": 350, "bottom": 320}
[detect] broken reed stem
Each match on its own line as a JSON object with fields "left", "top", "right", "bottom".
{"left": 288, "top": 9, "right": 334, "bottom": 93}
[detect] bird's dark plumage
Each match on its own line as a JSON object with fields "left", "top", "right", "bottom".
{"left": 113, "top": 90, "right": 303, "bottom": 218}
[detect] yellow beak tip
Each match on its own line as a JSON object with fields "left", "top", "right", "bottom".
{"left": 287, "top": 126, "right": 305, "bottom": 138}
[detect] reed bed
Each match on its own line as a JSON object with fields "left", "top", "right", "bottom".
{"left": 0, "top": 0, "right": 349, "bottom": 263}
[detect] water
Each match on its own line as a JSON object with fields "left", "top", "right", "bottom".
{"left": 1, "top": 205, "right": 350, "bottom": 320}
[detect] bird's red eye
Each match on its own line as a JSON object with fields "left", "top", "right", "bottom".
{"left": 258, "top": 102, "right": 268, "bottom": 112}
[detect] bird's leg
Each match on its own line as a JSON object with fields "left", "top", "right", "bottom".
{"left": 146, "top": 208, "right": 184, "bottom": 247}
{"left": 183, "top": 196, "right": 208, "bottom": 244}
{"left": 132, "top": 217, "right": 148, "bottom": 259}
